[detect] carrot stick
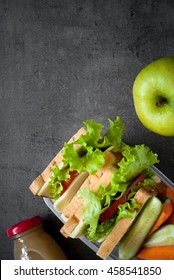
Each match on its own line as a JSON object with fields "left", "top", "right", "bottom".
{"left": 157, "top": 186, "right": 174, "bottom": 224}
{"left": 165, "top": 186, "right": 174, "bottom": 199}
{"left": 136, "top": 246, "right": 174, "bottom": 260}
{"left": 149, "top": 199, "right": 173, "bottom": 235}
{"left": 164, "top": 187, "right": 174, "bottom": 224}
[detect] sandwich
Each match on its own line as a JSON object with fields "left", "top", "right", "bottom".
{"left": 29, "top": 116, "right": 174, "bottom": 260}
{"left": 29, "top": 126, "right": 89, "bottom": 212}
{"left": 29, "top": 117, "right": 125, "bottom": 212}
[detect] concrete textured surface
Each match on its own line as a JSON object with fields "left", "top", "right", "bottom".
{"left": 1, "top": 0, "right": 174, "bottom": 259}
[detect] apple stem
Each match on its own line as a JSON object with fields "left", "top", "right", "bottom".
{"left": 156, "top": 97, "right": 167, "bottom": 107}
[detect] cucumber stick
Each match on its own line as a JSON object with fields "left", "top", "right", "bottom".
{"left": 118, "top": 196, "right": 162, "bottom": 260}
{"left": 143, "top": 224, "right": 174, "bottom": 247}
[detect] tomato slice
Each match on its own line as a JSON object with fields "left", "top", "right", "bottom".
{"left": 99, "top": 174, "right": 145, "bottom": 222}
{"left": 61, "top": 171, "right": 78, "bottom": 195}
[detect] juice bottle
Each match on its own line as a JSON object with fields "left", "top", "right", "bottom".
{"left": 7, "top": 216, "right": 67, "bottom": 260}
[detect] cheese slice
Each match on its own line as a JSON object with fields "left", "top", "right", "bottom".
{"left": 69, "top": 219, "right": 87, "bottom": 238}
{"left": 53, "top": 172, "right": 89, "bottom": 212}
{"left": 38, "top": 178, "right": 51, "bottom": 197}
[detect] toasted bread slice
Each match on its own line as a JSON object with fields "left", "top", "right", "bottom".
{"left": 60, "top": 215, "right": 81, "bottom": 238}
{"left": 29, "top": 175, "right": 45, "bottom": 196}
{"left": 96, "top": 187, "right": 158, "bottom": 259}
{"left": 29, "top": 127, "right": 87, "bottom": 196}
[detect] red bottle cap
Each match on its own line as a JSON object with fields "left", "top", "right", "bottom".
{"left": 7, "top": 216, "right": 42, "bottom": 237}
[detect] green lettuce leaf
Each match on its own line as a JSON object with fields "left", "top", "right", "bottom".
{"left": 84, "top": 215, "right": 116, "bottom": 242}
{"left": 97, "top": 182, "right": 129, "bottom": 208}
{"left": 78, "top": 187, "right": 116, "bottom": 241}
{"left": 75, "top": 116, "right": 125, "bottom": 149}
{"left": 62, "top": 116, "right": 125, "bottom": 176}
{"left": 104, "top": 117, "right": 125, "bottom": 148}
{"left": 77, "top": 188, "right": 102, "bottom": 239}
{"left": 116, "top": 198, "right": 140, "bottom": 223}
{"left": 62, "top": 143, "right": 105, "bottom": 174}
{"left": 110, "top": 144, "right": 159, "bottom": 191}
{"left": 50, "top": 165, "right": 70, "bottom": 201}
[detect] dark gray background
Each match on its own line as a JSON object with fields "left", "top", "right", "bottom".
{"left": 1, "top": 0, "right": 174, "bottom": 260}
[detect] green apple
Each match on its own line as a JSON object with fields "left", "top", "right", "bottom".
{"left": 133, "top": 57, "right": 174, "bottom": 136}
